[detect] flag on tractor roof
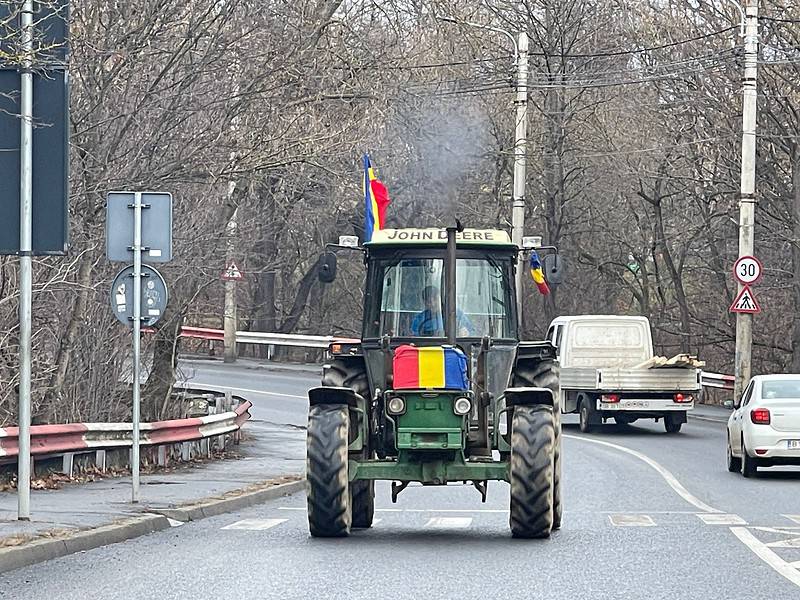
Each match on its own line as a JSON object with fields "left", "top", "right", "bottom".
{"left": 363, "top": 154, "right": 390, "bottom": 242}
{"left": 530, "top": 249, "right": 551, "bottom": 296}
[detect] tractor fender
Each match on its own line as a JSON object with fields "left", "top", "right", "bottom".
{"left": 308, "top": 386, "right": 364, "bottom": 408}
{"left": 504, "top": 387, "right": 555, "bottom": 408}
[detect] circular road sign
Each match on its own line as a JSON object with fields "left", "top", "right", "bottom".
{"left": 733, "top": 255, "right": 763, "bottom": 285}
{"left": 110, "top": 265, "right": 169, "bottom": 327}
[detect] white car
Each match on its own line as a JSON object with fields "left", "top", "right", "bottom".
{"left": 726, "top": 374, "right": 800, "bottom": 477}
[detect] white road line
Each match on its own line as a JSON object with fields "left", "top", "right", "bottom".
{"left": 753, "top": 526, "right": 800, "bottom": 535}
{"left": 563, "top": 434, "right": 722, "bottom": 514}
{"left": 730, "top": 527, "right": 800, "bottom": 588}
{"left": 178, "top": 383, "right": 307, "bottom": 400}
{"left": 766, "top": 537, "right": 800, "bottom": 549}
{"left": 221, "top": 518, "right": 288, "bottom": 531}
{"left": 696, "top": 513, "right": 747, "bottom": 526}
{"left": 608, "top": 514, "right": 656, "bottom": 527}
{"left": 425, "top": 517, "right": 472, "bottom": 529}
{"left": 784, "top": 515, "right": 800, "bottom": 525}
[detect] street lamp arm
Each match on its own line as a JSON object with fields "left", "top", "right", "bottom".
{"left": 723, "top": 0, "right": 746, "bottom": 36}
{"left": 435, "top": 14, "right": 518, "bottom": 56}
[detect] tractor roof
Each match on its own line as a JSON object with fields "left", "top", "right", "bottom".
{"left": 366, "top": 228, "right": 514, "bottom": 248}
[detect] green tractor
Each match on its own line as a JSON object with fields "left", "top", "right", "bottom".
{"left": 307, "top": 224, "right": 562, "bottom": 538}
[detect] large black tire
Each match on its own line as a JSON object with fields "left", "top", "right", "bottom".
{"left": 350, "top": 479, "right": 375, "bottom": 529}
{"left": 740, "top": 440, "right": 758, "bottom": 478}
{"left": 509, "top": 405, "right": 556, "bottom": 538}
{"left": 307, "top": 404, "right": 351, "bottom": 537}
{"left": 512, "top": 359, "right": 561, "bottom": 530}
{"left": 664, "top": 413, "right": 683, "bottom": 434}
{"left": 579, "top": 398, "right": 594, "bottom": 433}
{"left": 727, "top": 436, "right": 741, "bottom": 473}
{"left": 321, "top": 359, "right": 369, "bottom": 397}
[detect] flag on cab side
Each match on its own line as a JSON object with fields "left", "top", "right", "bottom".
{"left": 530, "top": 250, "right": 551, "bottom": 295}
{"left": 363, "top": 154, "right": 390, "bottom": 242}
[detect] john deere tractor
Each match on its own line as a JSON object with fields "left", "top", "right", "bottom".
{"left": 307, "top": 224, "right": 562, "bottom": 538}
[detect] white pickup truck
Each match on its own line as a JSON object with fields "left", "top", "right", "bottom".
{"left": 546, "top": 315, "right": 701, "bottom": 434}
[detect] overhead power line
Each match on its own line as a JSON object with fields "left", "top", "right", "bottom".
{"left": 527, "top": 26, "right": 737, "bottom": 58}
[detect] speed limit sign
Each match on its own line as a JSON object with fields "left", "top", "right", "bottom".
{"left": 733, "top": 255, "right": 762, "bottom": 285}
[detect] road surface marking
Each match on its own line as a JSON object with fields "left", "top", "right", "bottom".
{"left": 696, "top": 513, "right": 747, "bottom": 525}
{"left": 167, "top": 518, "right": 184, "bottom": 527}
{"left": 731, "top": 527, "right": 800, "bottom": 588}
{"left": 563, "top": 434, "right": 722, "bottom": 513}
{"left": 222, "top": 518, "right": 288, "bottom": 531}
{"left": 766, "top": 537, "right": 800, "bottom": 549}
{"left": 425, "top": 517, "right": 472, "bottom": 529}
{"left": 608, "top": 514, "right": 655, "bottom": 527}
{"left": 753, "top": 526, "right": 800, "bottom": 535}
{"left": 177, "top": 383, "right": 307, "bottom": 400}
{"left": 785, "top": 515, "right": 800, "bottom": 525}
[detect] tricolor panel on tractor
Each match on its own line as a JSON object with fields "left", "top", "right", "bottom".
{"left": 306, "top": 226, "right": 564, "bottom": 538}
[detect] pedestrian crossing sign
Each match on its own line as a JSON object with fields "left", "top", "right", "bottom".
{"left": 221, "top": 262, "right": 243, "bottom": 281}
{"left": 729, "top": 285, "right": 761, "bottom": 314}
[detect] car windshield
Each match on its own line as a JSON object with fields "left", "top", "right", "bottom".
{"left": 365, "top": 256, "right": 514, "bottom": 339}
{"left": 761, "top": 380, "right": 800, "bottom": 400}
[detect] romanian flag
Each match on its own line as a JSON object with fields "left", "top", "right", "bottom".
{"left": 363, "top": 154, "right": 390, "bottom": 242}
{"left": 393, "top": 345, "right": 468, "bottom": 390}
{"left": 530, "top": 250, "right": 551, "bottom": 296}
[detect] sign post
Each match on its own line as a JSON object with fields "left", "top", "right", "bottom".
{"left": 106, "top": 191, "right": 172, "bottom": 503}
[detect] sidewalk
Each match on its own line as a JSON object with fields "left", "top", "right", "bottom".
{"left": 690, "top": 403, "right": 732, "bottom": 424}
{"left": 0, "top": 420, "right": 306, "bottom": 571}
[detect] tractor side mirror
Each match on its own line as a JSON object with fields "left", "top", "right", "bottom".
{"left": 318, "top": 251, "right": 338, "bottom": 283}
{"left": 543, "top": 254, "right": 566, "bottom": 285}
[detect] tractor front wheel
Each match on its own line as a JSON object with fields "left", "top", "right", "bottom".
{"left": 509, "top": 405, "right": 556, "bottom": 538}
{"left": 307, "top": 404, "right": 351, "bottom": 537}
{"left": 350, "top": 479, "right": 375, "bottom": 528}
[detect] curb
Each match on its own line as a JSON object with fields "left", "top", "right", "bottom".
{"left": 0, "top": 514, "right": 169, "bottom": 574}
{"left": 151, "top": 479, "right": 307, "bottom": 522}
{"left": 689, "top": 414, "right": 728, "bottom": 424}
{"left": 0, "top": 479, "right": 306, "bottom": 574}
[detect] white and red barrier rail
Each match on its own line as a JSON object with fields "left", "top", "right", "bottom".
{"left": 179, "top": 326, "right": 357, "bottom": 349}
{"left": 0, "top": 401, "right": 251, "bottom": 459}
{"left": 700, "top": 372, "right": 735, "bottom": 391}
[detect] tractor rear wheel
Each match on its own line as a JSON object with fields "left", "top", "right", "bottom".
{"left": 512, "top": 359, "right": 561, "bottom": 530}
{"left": 307, "top": 404, "right": 351, "bottom": 537}
{"left": 509, "top": 405, "right": 556, "bottom": 538}
{"left": 321, "top": 359, "right": 369, "bottom": 397}
{"left": 350, "top": 479, "right": 375, "bottom": 529}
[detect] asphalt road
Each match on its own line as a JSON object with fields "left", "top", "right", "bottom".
{"left": 2, "top": 364, "right": 799, "bottom": 599}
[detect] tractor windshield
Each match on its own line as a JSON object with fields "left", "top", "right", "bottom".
{"left": 364, "top": 255, "right": 515, "bottom": 340}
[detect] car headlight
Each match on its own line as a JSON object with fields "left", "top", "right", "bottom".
{"left": 387, "top": 396, "right": 406, "bottom": 415}
{"left": 453, "top": 397, "right": 472, "bottom": 416}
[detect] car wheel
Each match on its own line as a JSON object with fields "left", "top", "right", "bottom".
{"left": 740, "top": 440, "right": 758, "bottom": 478}
{"left": 726, "top": 437, "right": 741, "bottom": 473}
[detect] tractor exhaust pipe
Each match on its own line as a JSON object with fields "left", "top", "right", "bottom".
{"left": 445, "top": 220, "right": 463, "bottom": 345}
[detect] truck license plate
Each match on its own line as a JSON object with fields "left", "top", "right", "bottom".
{"left": 789, "top": 440, "right": 800, "bottom": 449}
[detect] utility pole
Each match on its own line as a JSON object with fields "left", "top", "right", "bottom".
{"left": 436, "top": 16, "right": 529, "bottom": 312}
{"left": 223, "top": 206, "right": 238, "bottom": 363}
{"left": 17, "top": 0, "right": 34, "bottom": 521}
{"left": 511, "top": 32, "right": 529, "bottom": 311}
{"left": 733, "top": 0, "right": 759, "bottom": 402}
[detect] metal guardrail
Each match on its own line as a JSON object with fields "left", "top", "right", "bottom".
{"left": 180, "top": 326, "right": 357, "bottom": 349}
{"left": 0, "top": 401, "right": 251, "bottom": 460}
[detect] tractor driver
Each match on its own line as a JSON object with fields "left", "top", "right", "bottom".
{"left": 410, "top": 285, "right": 475, "bottom": 337}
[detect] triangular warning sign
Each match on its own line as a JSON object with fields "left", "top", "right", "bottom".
{"left": 729, "top": 285, "right": 761, "bottom": 314}
{"left": 221, "top": 262, "right": 243, "bottom": 281}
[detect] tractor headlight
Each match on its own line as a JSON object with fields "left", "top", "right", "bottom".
{"left": 387, "top": 396, "right": 406, "bottom": 415}
{"left": 453, "top": 397, "right": 472, "bottom": 416}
